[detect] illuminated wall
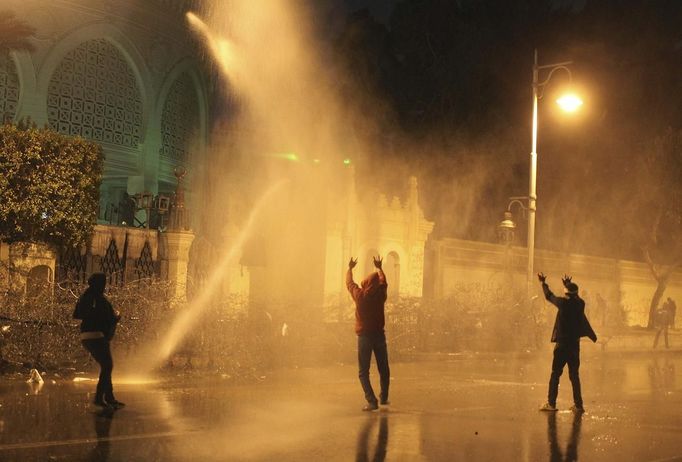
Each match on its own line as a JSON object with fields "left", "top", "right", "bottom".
{"left": 425, "top": 237, "right": 682, "bottom": 328}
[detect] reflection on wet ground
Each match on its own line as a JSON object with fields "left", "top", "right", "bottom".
{"left": 547, "top": 411, "right": 581, "bottom": 462}
{"left": 356, "top": 414, "right": 388, "bottom": 462}
{"left": 0, "top": 353, "right": 680, "bottom": 461}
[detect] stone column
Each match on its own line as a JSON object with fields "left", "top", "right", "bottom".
{"left": 161, "top": 231, "right": 194, "bottom": 302}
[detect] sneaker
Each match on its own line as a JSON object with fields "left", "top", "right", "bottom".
{"left": 539, "top": 403, "right": 558, "bottom": 412}
{"left": 380, "top": 399, "right": 390, "bottom": 406}
{"left": 570, "top": 405, "right": 585, "bottom": 413}
{"left": 362, "top": 401, "right": 379, "bottom": 412}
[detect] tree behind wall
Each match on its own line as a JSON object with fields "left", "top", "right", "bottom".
{"left": 625, "top": 129, "right": 682, "bottom": 328}
{"left": 0, "top": 121, "right": 104, "bottom": 248}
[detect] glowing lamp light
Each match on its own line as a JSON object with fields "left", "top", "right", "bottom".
{"left": 343, "top": 158, "right": 351, "bottom": 165}
{"left": 556, "top": 94, "right": 583, "bottom": 112}
{"left": 270, "top": 152, "right": 299, "bottom": 162}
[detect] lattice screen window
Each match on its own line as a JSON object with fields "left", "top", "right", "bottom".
{"left": 100, "top": 238, "right": 123, "bottom": 284}
{"left": 160, "top": 72, "right": 199, "bottom": 162}
{"left": 0, "top": 53, "right": 20, "bottom": 121}
{"left": 59, "top": 246, "right": 87, "bottom": 283}
{"left": 47, "top": 39, "right": 143, "bottom": 147}
{"left": 135, "top": 241, "right": 155, "bottom": 279}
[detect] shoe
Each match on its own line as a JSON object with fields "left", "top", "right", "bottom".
{"left": 93, "top": 399, "right": 107, "bottom": 407}
{"left": 362, "top": 401, "right": 379, "bottom": 412}
{"left": 380, "top": 399, "right": 390, "bottom": 406}
{"left": 570, "top": 405, "right": 585, "bottom": 413}
{"left": 539, "top": 403, "right": 558, "bottom": 412}
{"left": 108, "top": 400, "right": 126, "bottom": 409}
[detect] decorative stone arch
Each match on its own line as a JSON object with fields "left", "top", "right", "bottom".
{"left": 39, "top": 24, "right": 153, "bottom": 217}
{"left": 3, "top": 50, "right": 36, "bottom": 122}
{"left": 154, "top": 58, "right": 209, "bottom": 189}
{"left": 380, "top": 244, "right": 408, "bottom": 296}
{"left": 36, "top": 22, "right": 152, "bottom": 139}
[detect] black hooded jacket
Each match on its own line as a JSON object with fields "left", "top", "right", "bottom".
{"left": 73, "top": 274, "right": 118, "bottom": 339}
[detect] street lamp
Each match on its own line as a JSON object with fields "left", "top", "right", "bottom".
{"left": 498, "top": 197, "right": 528, "bottom": 245}
{"left": 132, "top": 192, "right": 171, "bottom": 230}
{"left": 498, "top": 197, "right": 529, "bottom": 281}
{"left": 526, "top": 49, "right": 581, "bottom": 296}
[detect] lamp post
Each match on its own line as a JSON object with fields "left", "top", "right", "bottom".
{"left": 132, "top": 192, "right": 171, "bottom": 230}
{"left": 498, "top": 197, "right": 529, "bottom": 284}
{"left": 526, "top": 50, "right": 582, "bottom": 296}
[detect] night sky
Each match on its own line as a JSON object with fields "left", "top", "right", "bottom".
{"left": 315, "top": 1, "right": 682, "bottom": 264}
{"left": 341, "top": 0, "right": 398, "bottom": 23}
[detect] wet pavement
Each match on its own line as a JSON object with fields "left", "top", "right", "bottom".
{"left": 0, "top": 351, "right": 681, "bottom": 461}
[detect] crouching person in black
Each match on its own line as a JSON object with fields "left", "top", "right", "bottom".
{"left": 538, "top": 273, "right": 597, "bottom": 413}
{"left": 74, "top": 273, "right": 124, "bottom": 409}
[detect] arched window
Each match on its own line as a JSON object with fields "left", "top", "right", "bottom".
{"left": 160, "top": 72, "right": 199, "bottom": 164}
{"left": 47, "top": 39, "right": 143, "bottom": 147}
{"left": 0, "top": 53, "right": 20, "bottom": 122}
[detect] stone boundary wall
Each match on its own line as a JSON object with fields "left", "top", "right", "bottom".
{"left": 0, "top": 224, "right": 194, "bottom": 299}
{"left": 424, "top": 238, "right": 682, "bottom": 327}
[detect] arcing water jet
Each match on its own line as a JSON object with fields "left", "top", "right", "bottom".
{"left": 149, "top": 180, "right": 287, "bottom": 370}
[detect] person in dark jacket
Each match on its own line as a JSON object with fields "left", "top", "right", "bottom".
{"left": 73, "top": 273, "right": 124, "bottom": 409}
{"left": 347, "top": 256, "right": 389, "bottom": 411}
{"left": 653, "top": 299, "right": 672, "bottom": 349}
{"left": 538, "top": 273, "right": 597, "bottom": 413}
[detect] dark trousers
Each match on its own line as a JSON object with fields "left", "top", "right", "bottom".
{"left": 653, "top": 325, "right": 669, "bottom": 349}
{"left": 548, "top": 342, "right": 582, "bottom": 407}
{"left": 358, "top": 332, "right": 390, "bottom": 404}
{"left": 82, "top": 338, "right": 115, "bottom": 402}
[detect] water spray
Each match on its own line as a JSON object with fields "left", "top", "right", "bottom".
{"left": 149, "top": 179, "right": 288, "bottom": 370}
{"left": 186, "top": 12, "right": 240, "bottom": 81}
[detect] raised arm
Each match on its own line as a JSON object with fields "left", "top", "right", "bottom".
{"left": 538, "top": 273, "right": 561, "bottom": 308}
{"left": 346, "top": 257, "right": 361, "bottom": 300}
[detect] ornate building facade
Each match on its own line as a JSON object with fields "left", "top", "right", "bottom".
{"left": 323, "top": 169, "right": 434, "bottom": 304}
{"left": 0, "top": 1, "right": 436, "bottom": 306}
{"left": 1, "top": 0, "right": 210, "bottom": 221}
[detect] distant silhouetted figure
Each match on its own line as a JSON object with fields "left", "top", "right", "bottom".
{"left": 653, "top": 299, "right": 673, "bottom": 349}
{"left": 118, "top": 191, "right": 135, "bottom": 226}
{"left": 538, "top": 273, "right": 597, "bottom": 413}
{"left": 347, "top": 256, "right": 389, "bottom": 411}
{"left": 74, "top": 273, "right": 125, "bottom": 409}
{"left": 667, "top": 297, "right": 677, "bottom": 329}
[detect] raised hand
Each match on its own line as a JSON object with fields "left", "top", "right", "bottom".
{"left": 373, "top": 255, "right": 383, "bottom": 270}
{"left": 562, "top": 274, "right": 572, "bottom": 287}
{"left": 348, "top": 257, "right": 358, "bottom": 269}
{"left": 537, "top": 272, "right": 547, "bottom": 283}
